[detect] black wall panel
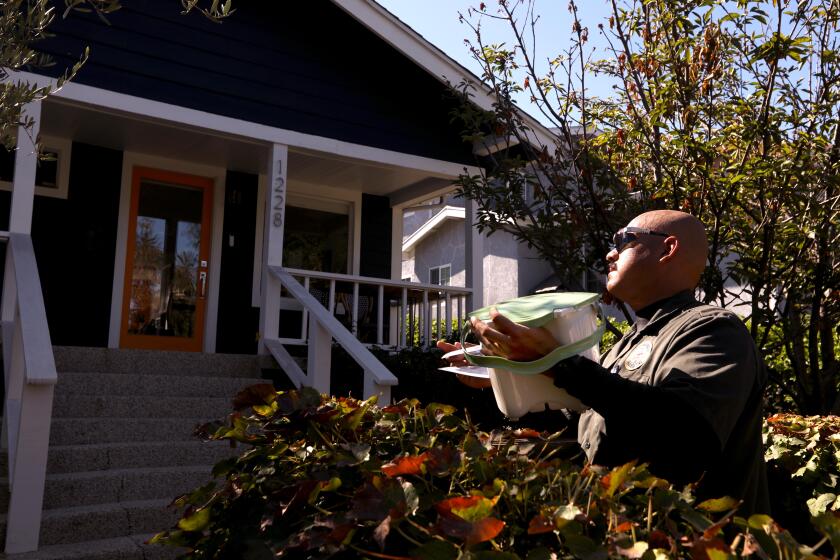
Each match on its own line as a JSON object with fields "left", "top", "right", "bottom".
{"left": 215, "top": 170, "right": 259, "bottom": 354}
{"left": 359, "top": 193, "right": 392, "bottom": 280}
{"left": 31, "top": 142, "right": 123, "bottom": 347}
{"left": 35, "top": 0, "right": 475, "bottom": 165}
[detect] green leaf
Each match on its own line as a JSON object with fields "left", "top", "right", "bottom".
{"left": 177, "top": 508, "right": 211, "bottom": 532}
{"left": 747, "top": 514, "right": 774, "bottom": 530}
{"left": 697, "top": 496, "right": 740, "bottom": 512}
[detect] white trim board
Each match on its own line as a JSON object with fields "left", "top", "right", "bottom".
{"left": 10, "top": 71, "right": 481, "bottom": 179}
{"left": 401, "top": 205, "right": 465, "bottom": 254}
{"left": 107, "top": 151, "right": 228, "bottom": 352}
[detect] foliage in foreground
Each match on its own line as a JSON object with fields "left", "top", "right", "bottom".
{"left": 153, "top": 387, "right": 839, "bottom": 559}
{"left": 764, "top": 414, "right": 840, "bottom": 519}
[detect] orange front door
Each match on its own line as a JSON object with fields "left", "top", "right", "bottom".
{"left": 120, "top": 167, "right": 214, "bottom": 352}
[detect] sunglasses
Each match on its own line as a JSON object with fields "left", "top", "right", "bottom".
{"left": 612, "top": 226, "right": 670, "bottom": 253}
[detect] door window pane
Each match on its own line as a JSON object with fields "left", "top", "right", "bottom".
{"left": 127, "top": 181, "right": 203, "bottom": 337}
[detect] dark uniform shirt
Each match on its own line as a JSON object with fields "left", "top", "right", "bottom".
{"left": 553, "top": 290, "right": 770, "bottom": 515}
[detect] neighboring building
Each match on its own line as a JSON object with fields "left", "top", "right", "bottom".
{"left": 401, "top": 195, "right": 553, "bottom": 306}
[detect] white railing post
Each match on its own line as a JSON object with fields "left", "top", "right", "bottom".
{"left": 400, "top": 287, "right": 408, "bottom": 348}
{"left": 376, "top": 285, "right": 384, "bottom": 345}
{"left": 351, "top": 282, "right": 359, "bottom": 337}
{"left": 364, "top": 370, "right": 391, "bottom": 404}
{"left": 5, "top": 379, "right": 53, "bottom": 553}
{"left": 3, "top": 234, "right": 57, "bottom": 554}
{"left": 258, "top": 143, "right": 288, "bottom": 354}
{"left": 307, "top": 318, "right": 332, "bottom": 395}
{"left": 464, "top": 197, "right": 484, "bottom": 311}
{"left": 422, "top": 290, "right": 430, "bottom": 347}
{"left": 445, "top": 292, "right": 452, "bottom": 338}
{"left": 301, "top": 276, "right": 310, "bottom": 340}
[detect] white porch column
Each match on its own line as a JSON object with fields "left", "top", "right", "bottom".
{"left": 464, "top": 196, "right": 484, "bottom": 312}
{"left": 258, "top": 143, "right": 288, "bottom": 354}
{"left": 8, "top": 101, "right": 41, "bottom": 236}
{"left": 3, "top": 101, "right": 41, "bottom": 350}
{"left": 389, "top": 205, "right": 404, "bottom": 345}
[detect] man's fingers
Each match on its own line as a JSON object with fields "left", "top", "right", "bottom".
{"left": 488, "top": 309, "right": 520, "bottom": 334}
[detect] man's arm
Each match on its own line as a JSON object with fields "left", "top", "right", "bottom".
{"left": 552, "top": 312, "right": 760, "bottom": 483}
{"left": 551, "top": 356, "right": 720, "bottom": 483}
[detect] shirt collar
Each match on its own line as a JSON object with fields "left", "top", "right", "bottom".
{"left": 634, "top": 290, "right": 699, "bottom": 333}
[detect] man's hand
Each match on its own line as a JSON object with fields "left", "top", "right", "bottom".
{"left": 470, "top": 308, "right": 560, "bottom": 362}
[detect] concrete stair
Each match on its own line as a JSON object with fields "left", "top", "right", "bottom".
{"left": 1, "top": 346, "right": 269, "bottom": 559}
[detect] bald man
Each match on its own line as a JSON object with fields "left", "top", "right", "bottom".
{"left": 443, "top": 210, "right": 769, "bottom": 514}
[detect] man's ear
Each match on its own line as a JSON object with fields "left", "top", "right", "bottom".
{"left": 659, "top": 236, "right": 679, "bottom": 263}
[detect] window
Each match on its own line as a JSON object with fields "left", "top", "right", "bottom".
{"left": 0, "top": 134, "right": 71, "bottom": 199}
{"left": 429, "top": 264, "right": 451, "bottom": 286}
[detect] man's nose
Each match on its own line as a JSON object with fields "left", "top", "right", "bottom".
{"left": 606, "top": 247, "right": 618, "bottom": 262}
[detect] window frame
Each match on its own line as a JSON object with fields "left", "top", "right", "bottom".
{"left": 0, "top": 134, "right": 71, "bottom": 199}
{"left": 429, "top": 263, "right": 451, "bottom": 286}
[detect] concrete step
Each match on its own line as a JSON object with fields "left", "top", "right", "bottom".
{"left": 1, "top": 440, "right": 238, "bottom": 476}
{"left": 0, "top": 499, "right": 178, "bottom": 547}
{"left": 0, "top": 465, "right": 215, "bottom": 511}
{"left": 2, "top": 533, "right": 181, "bottom": 560}
{"left": 49, "top": 418, "right": 212, "bottom": 446}
{"left": 53, "top": 346, "right": 264, "bottom": 377}
{"left": 55, "top": 372, "right": 267, "bottom": 397}
{"left": 51, "top": 394, "right": 234, "bottom": 419}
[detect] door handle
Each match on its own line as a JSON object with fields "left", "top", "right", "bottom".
{"left": 199, "top": 271, "right": 207, "bottom": 298}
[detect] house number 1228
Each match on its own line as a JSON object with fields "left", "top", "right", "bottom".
{"left": 272, "top": 158, "right": 285, "bottom": 228}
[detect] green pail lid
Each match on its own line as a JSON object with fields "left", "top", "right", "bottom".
{"left": 462, "top": 292, "right": 604, "bottom": 375}
{"left": 468, "top": 292, "right": 601, "bottom": 327}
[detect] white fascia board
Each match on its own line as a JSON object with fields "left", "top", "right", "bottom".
{"left": 401, "top": 205, "right": 465, "bottom": 254}
{"left": 9, "top": 71, "right": 480, "bottom": 178}
{"left": 332, "top": 0, "right": 557, "bottom": 151}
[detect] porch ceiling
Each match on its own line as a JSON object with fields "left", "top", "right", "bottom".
{"left": 40, "top": 100, "right": 455, "bottom": 199}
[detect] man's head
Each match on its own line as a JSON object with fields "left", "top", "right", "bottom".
{"left": 605, "top": 210, "right": 708, "bottom": 311}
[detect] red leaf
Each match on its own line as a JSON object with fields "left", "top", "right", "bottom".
{"left": 528, "top": 514, "right": 554, "bottom": 535}
{"left": 648, "top": 530, "right": 673, "bottom": 550}
{"left": 514, "top": 428, "right": 541, "bottom": 439}
{"left": 382, "top": 453, "right": 428, "bottom": 477}
{"left": 614, "top": 521, "right": 634, "bottom": 533}
{"left": 436, "top": 496, "right": 482, "bottom": 514}
{"left": 436, "top": 514, "right": 504, "bottom": 547}
{"left": 690, "top": 538, "right": 729, "bottom": 560}
{"left": 232, "top": 383, "right": 276, "bottom": 410}
{"left": 382, "top": 404, "right": 409, "bottom": 415}
{"left": 426, "top": 446, "right": 461, "bottom": 475}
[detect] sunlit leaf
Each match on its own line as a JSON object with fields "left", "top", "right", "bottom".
{"left": 697, "top": 497, "right": 739, "bottom": 513}
{"left": 177, "top": 508, "right": 211, "bottom": 532}
{"left": 382, "top": 453, "right": 428, "bottom": 477}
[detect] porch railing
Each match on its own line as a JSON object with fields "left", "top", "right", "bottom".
{"left": 277, "top": 267, "right": 472, "bottom": 349}
{"left": 263, "top": 267, "right": 471, "bottom": 402}
{"left": 1, "top": 232, "right": 57, "bottom": 553}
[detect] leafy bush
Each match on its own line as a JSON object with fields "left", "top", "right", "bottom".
{"left": 153, "top": 388, "right": 839, "bottom": 559}
{"left": 764, "top": 413, "right": 840, "bottom": 541}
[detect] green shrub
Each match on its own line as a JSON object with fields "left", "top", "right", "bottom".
{"left": 764, "top": 414, "right": 840, "bottom": 540}
{"left": 153, "top": 388, "right": 838, "bottom": 559}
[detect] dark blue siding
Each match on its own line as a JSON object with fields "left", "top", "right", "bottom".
{"left": 35, "top": 0, "right": 475, "bottom": 164}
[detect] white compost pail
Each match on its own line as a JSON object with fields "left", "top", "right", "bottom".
{"left": 462, "top": 292, "right": 603, "bottom": 420}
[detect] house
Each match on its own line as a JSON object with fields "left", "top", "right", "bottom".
{"left": 0, "top": 0, "right": 559, "bottom": 554}
{"left": 401, "top": 193, "right": 554, "bottom": 306}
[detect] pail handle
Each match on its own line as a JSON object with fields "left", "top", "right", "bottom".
{"left": 460, "top": 303, "right": 605, "bottom": 375}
